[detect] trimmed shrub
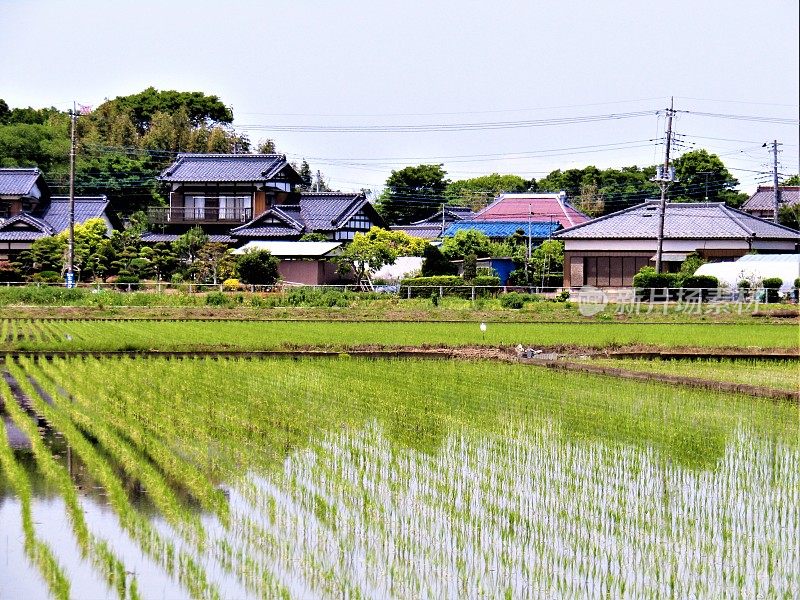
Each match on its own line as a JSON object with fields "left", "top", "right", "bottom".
{"left": 222, "top": 278, "right": 240, "bottom": 291}
{"left": 761, "top": 277, "right": 783, "bottom": 303}
{"left": 633, "top": 266, "right": 678, "bottom": 297}
{"left": 471, "top": 275, "right": 501, "bottom": 296}
{"left": 399, "top": 275, "right": 465, "bottom": 298}
{"left": 32, "top": 270, "right": 62, "bottom": 283}
{"left": 680, "top": 275, "right": 719, "bottom": 299}
{"left": 115, "top": 274, "right": 140, "bottom": 290}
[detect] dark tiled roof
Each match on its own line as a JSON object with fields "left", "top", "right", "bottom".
{"left": 742, "top": 186, "right": 800, "bottom": 211}
{"left": 231, "top": 192, "right": 383, "bottom": 239}
{"left": 140, "top": 233, "right": 235, "bottom": 244}
{"left": 159, "top": 154, "right": 298, "bottom": 183}
{"left": 0, "top": 168, "right": 46, "bottom": 197}
{"left": 0, "top": 213, "right": 53, "bottom": 241}
{"left": 42, "top": 196, "right": 109, "bottom": 233}
{"left": 475, "top": 193, "right": 589, "bottom": 228}
{"left": 556, "top": 201, "right": 800, "bottom": 240}
{"left": 445, "top": 220, "right": 561, "bottom": 238}
{"left": 298, "top": 192, "right": 371, "bottom": 231}
{"left": 392, "top": 225, "right": 446, "bottom": 240}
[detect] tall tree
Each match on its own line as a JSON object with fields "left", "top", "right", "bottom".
{"left": 671, "top": 149, "right": 747, "bottom": 207}
{"left": 375, "top": 164, "right": 450, "bottom": 225}
{"left": 445, "top": 174, "right": 532, "bottom": 210}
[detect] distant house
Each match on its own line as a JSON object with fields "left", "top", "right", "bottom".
{"left": 393, "top": 206, "right": 476, "bottom": 240}
{"left": 233, "top": 241, "right": 343, "bottom": 285}
{"left": 230, "top": 192, "right": 385, "bottom": 242}
{"left": 555, "top": 201, "right": 800, "bottom": 288}
{"left": 0, "top": 168, "right": 49, "bottom": 219}
{"left": 472, "top": 192, "right": 589, "bottom": 228}
{"left": 146, "top": 154, "right": 385, "bottom": 244}
{"left": 741, "top": 185, "right": 799, "bottom": 220}
{"left": 0, "top": 169, "right": 115, "bottom": 261}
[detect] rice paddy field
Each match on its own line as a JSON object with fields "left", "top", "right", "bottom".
{"left": 1, "top": 355, "right": 798, "bottom": 599}
{"left": 588, "top": 357, "right": 800, "bottom": 393}
{"left": 1, "top": 318, "right": 798, "bottom": 351}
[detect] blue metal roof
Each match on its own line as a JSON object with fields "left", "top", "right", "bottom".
{"left": 444, "top": 220, "right": 561, "bottom": 238}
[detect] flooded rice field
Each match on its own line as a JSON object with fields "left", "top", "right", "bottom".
{"left": 1, "top": 356, "right": 798, "bottom": 599}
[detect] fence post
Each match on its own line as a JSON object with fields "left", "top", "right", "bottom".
{"left": 471, "top": 286, "right": 475, "bottom": 301}
{"left": 407, "top": 286, "right": 411, "bottom": 299}
{"left": 439, "top": 286, "right": 443, "bottom": 297}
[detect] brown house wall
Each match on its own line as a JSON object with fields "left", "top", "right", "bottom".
{"left": 278, "top": 260, "right": 340, "bottom": 285}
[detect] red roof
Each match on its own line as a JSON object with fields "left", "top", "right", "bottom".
{"left": 473, "top": 193, "right": 589, "bottom": 228}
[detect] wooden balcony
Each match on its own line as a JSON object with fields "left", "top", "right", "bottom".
{"left": 148, "top": 206, "right": 252, "bottom": 224}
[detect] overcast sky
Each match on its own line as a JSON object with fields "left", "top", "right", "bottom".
{"left": 1, "top": 0, "right": 798, "bottom": 193}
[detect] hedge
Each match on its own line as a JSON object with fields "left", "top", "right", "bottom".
{"left": 400, "top": 276, "right": 466, "bottom": 298}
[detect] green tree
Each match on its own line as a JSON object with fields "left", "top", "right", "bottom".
{"left": 671, "top": 149, "right": 747, "bottom": 207}
{"left": 298, "top": 160, "right": 313, "bottom": 190}
{"left": 299, "top": 233, "right": 328, "bottom": 242}
{"left": 445, "top": 174, "right": 532, "bottom": 210}
{"left": 336, "top": 227, "right": 426, "bottom": 288}
{"left": 440, "top": 229, "right": 492, "bottom": 259}
{"left": 782, "top": 174, "right": 800, "bottom": 186}
{"left": 172, "top": 227, "right": 209, "bottom": 270}
{"left": 375, "top": 164, "right": 450, "bottom": 225}
{"left": 421, "top": 244, "right": 458, "bottom": 276}
{"left": 778, "top": 203, "right": 800, "bottom": 230}
{"left": 196, "top": 242, "right": 235, "bottom": 284}
{"left": 257, "top": 139, "right": 277, "bottom": 154}
{"left": 22, "top": 236, "right": 66, "bottom": 274}
{"left": 236, "top": 249, "right": 280, "bottom": 285}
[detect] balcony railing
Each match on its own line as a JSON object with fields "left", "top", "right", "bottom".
{"left": 148, "top": 206, "right": 252, "bottom": 224}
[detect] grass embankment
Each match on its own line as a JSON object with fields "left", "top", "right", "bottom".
{"left": 1, "top": 285, "right": 797, "bottom": 323}
{"left": 2, "top": 319, "right": 798, "bottom": 352}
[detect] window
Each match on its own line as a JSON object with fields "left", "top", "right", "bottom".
{"left": 219, "top": 195, "right": 249, "bottom": 221}
{"left": 347, "top": 213, "right": 371, "bottom": 230}
{"left": 184, "top": 195, "right": 206, "bottom": 221}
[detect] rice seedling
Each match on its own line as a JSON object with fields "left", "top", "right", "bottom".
{"left": 1, "top": 355, "right": 796, "bottom": 598}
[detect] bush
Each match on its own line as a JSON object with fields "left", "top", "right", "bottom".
{"left": 463, "top": 254, "right": 478, "bottom": 281}
{"left": 471, "top": 275, "right": 500, "bottom": 296}
{"left": 737, "top": 279, "right": 751, "bottom": 289}
{"left": 236, "top": 250, "right": 279, "bottom": 285}
{"left": 399, "top": 275, "right": 465, "bottom": 298}
{"left": 205, "top": 291, "right": 229, "bottom": 306}
{"left": 761, "top": 277, "right": 783, "bottom": 303}
{"left": 32, "top": 270, "right": 62, "bottom": 283}
{"left": 115, "top": 274, "right": 140, "bottom": 290}
{"left": 680, "top": 275, "right": 719, "bottom": 299}
{"left": 499, "top": 292, "right": 531, "bottom": 309}
{"left": 633, "top": 266, "right": 678, "bottom": 297}
{"left": 222, "top": 278, "right": 240, "bottom": 291}
{"left": 554, "top": 290, "right": 571, "bottom": 302}
{"left": 420, "top": 245, "right": 458, "bottom": 277}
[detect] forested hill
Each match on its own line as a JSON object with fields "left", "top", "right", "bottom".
{"left": 0, "top": 88, "right": 257, "bottom": 215}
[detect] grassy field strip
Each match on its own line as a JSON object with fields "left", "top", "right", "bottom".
{"left": 2, "top": 319, "right": 799, "bottom": 351}
{"left": 587, "top": 357, "right": 800, "bottom": 394}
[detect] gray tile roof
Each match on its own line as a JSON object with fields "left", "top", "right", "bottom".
{"left": 392, "top": 225, "right": 446, "bottom": 240}
{"left": 159, "top": 154, "right": 298, "bottom": 183}
{"left": 231, "top": 192, "right": 383, "bottom": 239}
{"left": 556, "top": 201, "right": 800, "bottom": 241}
{"left": 0, "top": 168, "right": 45, "bottom": 196}
{"left": 42, "top": 196, "right": 109, "bottom": 233}
{"left": 0, "top": 213, "right": 53, "bottom": 241}
{"left": 742, "top": 186, "right": 800, "bottom": 211}
{"left": 140, "top": 233, "right": 235, "bottom": 244}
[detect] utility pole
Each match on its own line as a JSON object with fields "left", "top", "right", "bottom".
{"left": 315, "top": 170, "right": 321, "bottom": 192}
{"left": 654, "top": 97, "right": 675, "bottom": 274}
{"left": 67, "top": 105, "right": 77, "bottom": 288}
{"left": 698, "top": 171, "right": 712, "bottom": 202}
{"left": 441, "top": 203, "right": 446, "bottom": 236}
{"left": 527, "top": 203, "right": 532, "bottom": 261}
{"left": 771, "top": 140, "right": 780, "bottom": 223}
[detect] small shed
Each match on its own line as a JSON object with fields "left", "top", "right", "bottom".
{"left": 233, "top": 241, "right": 342, "bottom": 285}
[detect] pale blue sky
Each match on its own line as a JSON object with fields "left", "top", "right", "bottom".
{"left": 1, "top": 0, "right": 798, "bottom": 192}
